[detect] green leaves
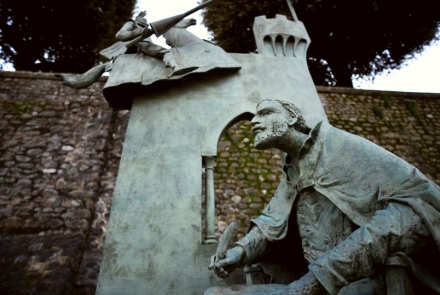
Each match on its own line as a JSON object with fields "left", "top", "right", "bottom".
{"left": 0, "top": 0, "right": 136, "bottom": 73}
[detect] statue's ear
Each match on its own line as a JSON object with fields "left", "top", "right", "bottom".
{"left": 287, "top": 116, "right": 298, "bottom": 127}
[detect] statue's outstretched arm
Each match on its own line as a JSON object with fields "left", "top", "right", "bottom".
{"left": 116, "top": 21, "right": 144, "bottom": 42}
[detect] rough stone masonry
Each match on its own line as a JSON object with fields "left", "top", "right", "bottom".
{"left": 0, "top": 71, "right": 439, "bottom": 294}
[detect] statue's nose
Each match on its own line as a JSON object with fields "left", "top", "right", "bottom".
{"left": 250, "top": 116, "right": 258, "bottom": 126}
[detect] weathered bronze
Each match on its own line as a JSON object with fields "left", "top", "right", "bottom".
{"left": 206, "top": 99, "right": 440, "bottom": 295}
{"left": 57, "top": 0, "right": 220, "bottom": 89}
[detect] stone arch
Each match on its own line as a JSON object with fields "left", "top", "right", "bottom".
{"left": 201, "top": 101, "right": 256, "bottom": 243}
{"left": 201, "top": 101, "right": 256, "bottom": 156}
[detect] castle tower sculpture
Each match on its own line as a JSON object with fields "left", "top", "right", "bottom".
{"left": 96, "top": 5, "right": 326, "bottom": 294}
{"left": 253, "top": 14, "right": 310, "bottom": 58}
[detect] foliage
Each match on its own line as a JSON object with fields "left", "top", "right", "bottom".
{"left": 202, "top": 0, "right": 440, "bottom": 87}
{"left": 0, "top": 0, "right": 136, "bottom": 73}
{"left": 381, "top": 95, "right": 391, "bottom": 108}
{"left": 372, "top": 105, "right": 384, "bottom": 119}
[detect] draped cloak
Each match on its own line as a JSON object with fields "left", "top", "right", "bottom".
{"left": 250, "top": 120, "right": 440, "bottom": 292}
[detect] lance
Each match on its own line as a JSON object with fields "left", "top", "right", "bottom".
{"left": 100, "top": 0, "right": 219, "bottom": 60}
{"left": 286, "top": 0, "right": 299, "bottom": 22}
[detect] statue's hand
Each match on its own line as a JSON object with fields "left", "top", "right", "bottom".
{"left": 137, "top": 11, "right": 146, "bottom": 18}
{"left": 131, "top": 27, "right": 144, "bottom": 36}
{"left": 141, "top": 27, "right": 153, "bottom": 37}
{"left": 208, "top": 246, "right": 245, "bottom": 279}
{"left": 135, "top": 12, "right": 148, "bottom": 28}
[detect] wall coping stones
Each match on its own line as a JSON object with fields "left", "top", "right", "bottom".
{"left": 0, "top": 70, "right": 108, "bottom": 82}
{"left": 316, "top": 85, "right": 440, "bottom": 99}
{"left": 0, "top": 71, "right": 438, "bottom": 100}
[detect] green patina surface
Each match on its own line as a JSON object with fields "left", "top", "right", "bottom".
{"left": 214, "top": 90, "right": 440, "bottom": 239}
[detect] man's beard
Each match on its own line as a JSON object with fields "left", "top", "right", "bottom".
{"left": 254, "top": 121, "right": 288, "bottom": 150}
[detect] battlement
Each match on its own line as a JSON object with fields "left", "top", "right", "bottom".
{"left": 253, "top": 14, "right": 311, "bottom": 58}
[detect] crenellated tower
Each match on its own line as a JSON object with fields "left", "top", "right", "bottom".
{"left": 253, "top": 14, "right": 311, "bottom": 58}
{"left": 96, "top": 2, "right": 326, "bottom": 294}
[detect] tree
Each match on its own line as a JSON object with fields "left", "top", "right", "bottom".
{"left": 0, "top": 0, "right": 136, "bottom": 73}
{"left": 202, "top": 0, "right": 440, "bottom": 87}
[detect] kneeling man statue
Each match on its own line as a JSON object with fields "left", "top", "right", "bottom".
{"left": 206, "top": 99, "right": 440, "bottom": 295}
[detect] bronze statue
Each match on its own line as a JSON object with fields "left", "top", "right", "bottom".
{"left": 206, "top": 99, "right": 440, "bottom": 295}
{"left": 57, "top": 11, "right": 166, "bottom": 89}
{"left": 57, "top": 0, "right": 220, "bottom": 89}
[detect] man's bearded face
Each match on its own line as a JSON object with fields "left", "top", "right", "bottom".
{"left": 251, "top": 100, "right": 290, "bottom": 150}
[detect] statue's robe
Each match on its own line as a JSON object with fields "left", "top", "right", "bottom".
{"left": 103, "top": 19, "right": 240, "bottom": 109}
{"left": 163, "top": 24, "right": 241, "bottom": 76}
{"left": 251, "top": 120, "right": 440, "bottom": 293}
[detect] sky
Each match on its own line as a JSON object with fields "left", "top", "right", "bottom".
{"left": 353, "top": 40, "right": 440, "bottom": 93}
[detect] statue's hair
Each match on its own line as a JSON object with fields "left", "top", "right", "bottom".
{"left": 258, "top": 99, "right": 311, "bottom": 134}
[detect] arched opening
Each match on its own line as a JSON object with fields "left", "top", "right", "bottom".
{"left": 201, "top": 103, "right": 257, "bottom": 244}
{"left": 285, "top": 36, "right": 295, "bottom": 57}
{"left": 295, "top": 39, "right": 308, "bottom": 58}
{"left": 274, "top": 35, "right": 284, "bottom": 56}
{"left": 263, "top": 35, "right": 274, "bottom": 56}
{"left": 203, "top": 119, "right": 283, "bottom": 243}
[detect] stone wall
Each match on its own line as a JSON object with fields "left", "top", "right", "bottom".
{"left": 0, "top": 71, "right": 439, "bottom": 294}
{"left": 0, "top": 72, "right": 128, "bottom": 295}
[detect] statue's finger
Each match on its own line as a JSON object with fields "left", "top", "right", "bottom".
{"left": 215, "top": 272, "right": 227, "bottom": 279}
{"left": 208, "top": 255, "right": 216, "bottom": 269}
{"left": 217, "top": 267, "right": 230, "bottom": 278}
{"left": 216, "top": 256, "right": 232, "bottom": 268}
